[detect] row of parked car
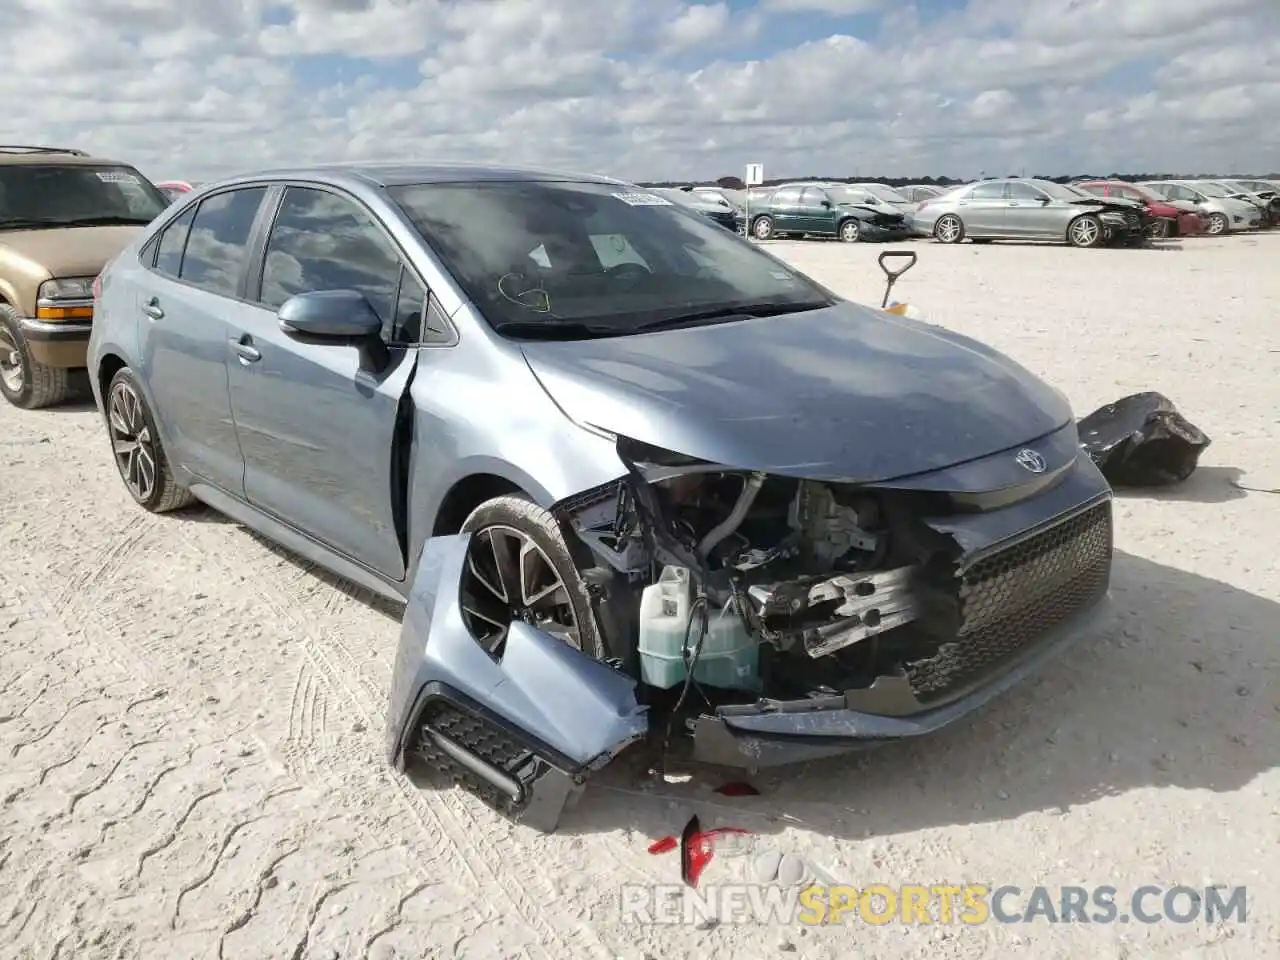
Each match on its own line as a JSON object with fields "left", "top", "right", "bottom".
{"left": 665, "top": 176, "right": 1280, "bottom": 248}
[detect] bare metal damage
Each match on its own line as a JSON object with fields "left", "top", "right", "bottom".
{"left": 387, "top": 426, "right": 1114, "bottom": 832}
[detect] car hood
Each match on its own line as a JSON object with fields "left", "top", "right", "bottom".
{"left": 0, "top": 225, "right": 144, "bottom": 279}
{"left": 520, "top": 301, "right": 1073, "bottom": 482}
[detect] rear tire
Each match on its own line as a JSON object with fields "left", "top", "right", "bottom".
{"left": 751, "top": 216, "right": 774, "bottom": 240}
{"left": 459, "top": 495, "right": 605, "bottom": 661}
{"left": 105, "top": 367, "right": 195, "bottom": 513}
{"left": 0, "top": 304, "right": 73, "bottom": 410}
{"left": 933, "top": 215, "right": 964, "bottom": 243}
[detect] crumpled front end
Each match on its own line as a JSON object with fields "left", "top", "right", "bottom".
{"left": 386, "top": 533, "right": 649, "bottom": 833}
{"left": 387, "top": 422, "right": 1115, "bottom": 828}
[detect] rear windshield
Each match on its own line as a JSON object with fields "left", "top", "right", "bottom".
{"left": 0, "top": 164, "right": 169, "bottom": 229}
{"left": 389, "top": 180, "right": 833, "bottom": 336}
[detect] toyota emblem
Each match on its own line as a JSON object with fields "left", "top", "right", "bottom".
{"left": 1015, "top": 448, "right": 1047, "bottom": 473}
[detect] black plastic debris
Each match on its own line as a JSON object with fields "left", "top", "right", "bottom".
{"left": 1078, "top": 392, "right": 1210, "bottom": 487}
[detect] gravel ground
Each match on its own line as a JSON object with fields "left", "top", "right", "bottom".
{"left": 1, "top": 232, "right": 1277, "bottom": 959}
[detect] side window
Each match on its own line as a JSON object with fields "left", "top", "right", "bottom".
{"left": 1006, "top": 182, "right": 1046, "bottom": 201}
{"left": 969, "top": 181, "right": 1006, "bottom": 200}
{"left": 1113, "top": 186, "right": 1138, "bottom": 200}
{"left": 800, "top": 187, "right": 829, "bottom": 207}
{"left": 259, "top": 187, "right": 401, "bottom": 339}
{"left": 772, "top": 186, "right": 803, "bottom": 205}
{"left": 392, "top": 268, "right": 428, "bottom": 344}
{"left": 179, "top": 188, "right": 268, "bottom": 298}
{"left": 1076, "top": 184, "right": 1106, "bottom": 197}
{"left": 154, "top": 206, "right": 196, "bottom": 278}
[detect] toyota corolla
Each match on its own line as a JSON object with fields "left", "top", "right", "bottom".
{"left": 88, "top": 162, "right": 1114, "bottom": 832}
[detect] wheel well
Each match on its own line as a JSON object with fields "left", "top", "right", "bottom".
{"left": 97, "top": 353, "right": 128, "bottom": 402}
{"left": 432, "top": 474, "right": 524, "bottom": 536}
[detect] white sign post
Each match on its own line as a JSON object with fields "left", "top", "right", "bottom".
{"left": 744, "top": 163, "right": 763, "bottom": 238}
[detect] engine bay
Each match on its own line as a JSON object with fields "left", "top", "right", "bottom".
{"left": 550, "top": 445, "right": 972, "bottom": 733}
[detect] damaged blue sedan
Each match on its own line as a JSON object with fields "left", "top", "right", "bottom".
{"left": 88, "top": 162, "right": 1114, "bottom": 833}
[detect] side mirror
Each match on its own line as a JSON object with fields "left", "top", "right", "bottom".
{"left": 1038, "top": 196, "right": 1051, "bottom": 204}
{"left": 278, "top": 289, "right": 389, "bottom": 372}
{"left": 821, "top": 200, "right": 833, "bottom": 208}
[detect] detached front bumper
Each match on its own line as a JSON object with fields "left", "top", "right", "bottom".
{"left": 860, "top": 222, "right": 915, "bottom": 242}
{"left": 18, "top": 317, "right": 92, "bottom": 368}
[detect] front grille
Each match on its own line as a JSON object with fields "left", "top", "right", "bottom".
{"left": 906, "top": 499, "right": 1113, "bottom": 701}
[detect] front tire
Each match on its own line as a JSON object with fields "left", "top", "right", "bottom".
{"left": 105, "top": 367, "right": 195, "bottom": 512}
{"left": 459, "top": 495, "right": 605, "bottom": 661}
{"left": 1205, "top": 212, "right": 1228, "bottom": 236}
{"left": 751, "top": 216, "right": 774, "bottom": 240}
{"left": 838, "top": 219, "right": 861, "bottom": 243}
{"left": 1148, "top": 218, "right": 1170, "bottom": 240}
{"left": 933, "top": 214, "right": 964, "bottom": 243}
{"left": 1067, "top": 214, "right": 1104, "bottom": 248}
{"left": 0, "top": 304, "right": 73, "bottom": 410}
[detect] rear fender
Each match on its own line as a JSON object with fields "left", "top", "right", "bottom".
{"left": 386, "top": 533, "right": 649, "bottom": 831}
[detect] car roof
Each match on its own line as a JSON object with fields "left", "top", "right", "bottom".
{"left": 0, "top": 146, "right": 135, "bottom": 168}
{"left": 211, "top": 160, "right": 630, "bottom": 189}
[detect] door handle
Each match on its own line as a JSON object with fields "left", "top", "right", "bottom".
{"left": 142, "top": 297, "right": 164, "bottom": 320}
{"left": 229, "top": 335, "right": 261, "bottom": 364}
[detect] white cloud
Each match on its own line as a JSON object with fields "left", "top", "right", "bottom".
{"left": 3, "top": 0, "right": 1278, "bottom": 184}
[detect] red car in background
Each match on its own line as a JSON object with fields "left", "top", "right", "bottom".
{"left": 154, "top": 180, "right": 199, "bottom": 203}
{"left": 1073, "top": 180, "right": 1205, "bottom": 238}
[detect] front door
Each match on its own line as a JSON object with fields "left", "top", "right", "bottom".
{"left": 798, "top": 186, "right": 836, "bottom": 235}
{"left": 224, "top": 184, "right": 424, "bottom": 580}
{"left": 1002, "top": 181, "right": 1057, "bottom": 237}
{"left": 136, "top": 186, "right": 271, "bottom": 494}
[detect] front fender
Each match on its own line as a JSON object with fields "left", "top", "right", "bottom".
{"left": 385, "top": 533, "right": 650, "bottom": 830}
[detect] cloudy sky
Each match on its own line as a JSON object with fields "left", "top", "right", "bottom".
{"left": 7, "top": 0, "right": 1278, "bottom": 183}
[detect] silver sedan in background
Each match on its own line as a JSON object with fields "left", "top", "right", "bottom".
{"left": 909, "top": 177, "right": 1143, "bottom": 247}
{"left": 1139, "top": 180, "right": 1262, "bottom": 234}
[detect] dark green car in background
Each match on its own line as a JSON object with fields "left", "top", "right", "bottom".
{"left": 747, "top": 182, "right": 913, "bottom": 242}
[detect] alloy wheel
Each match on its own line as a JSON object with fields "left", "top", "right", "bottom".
{"left": 753, "top": 217, "right": 772, "bottom": 240}
{"left": 840, "top": 221, "right": 860, "bottom": 242}
{"left": 935, "top": 216, "right": 961, "bottom": 242}
{"left": 460, "top": 524, "right": 579, "bottom": 656}
{"left": 108, "top": 381, "right": 158, "bottom": 502}
{"left": 1070, "top": 217, "right": 1100, "bottom": 246}
{"left": 0, "top": 326, "right": 23, "bottom": 394}
{"left": 1206, "top": 214, "right": 1227, "bottom": 235}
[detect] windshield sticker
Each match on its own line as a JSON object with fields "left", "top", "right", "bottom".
{"left": 612, "top": 192, "right": 673, "bottom": 206}
{"left": 96, "top": 171, "right": 141, "bottom": 184}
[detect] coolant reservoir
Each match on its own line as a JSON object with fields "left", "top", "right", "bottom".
{"left": 638, "top": 566, "right": 692, "bottom": 688}
{"left": 638, "top": 567, "right": 761, "bottom": 692}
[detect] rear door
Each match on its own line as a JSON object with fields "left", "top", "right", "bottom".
{"left": 136, "top": 186, "right": 271, "bottom": 495}
{"left": 768, "top": 185, "right": 805, "bottom": 233}
{"left": 958, "top": 181, "right": 1009, "bottom": 235}
{"left": 224, "top": 183, "right": 423, "bottom": 580}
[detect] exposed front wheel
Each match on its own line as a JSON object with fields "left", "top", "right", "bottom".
{"left": 105, "top": 368, "right": 195, "bottom": 512}
{"left": 458, "top": 495, "right": 604, "bottom": 660}
{"left": 838, "top": 219, "right": 861, "bottom": 242}
{"left": 1147, "top": 218, "right": 1170, "bottom": 239}
{"left": 0, "top": 305, "right": 73, "bottom": 410}
{"left": 933, "top": 215, "right": 964, "bottom": 243}
{"left": 1205, "top": 212, "right": 1228, "bottom": 235}
{"left": 1067, "top": 214, "right": 1104, "bottom": 248}
{"left": 751, "top": 216, "right": 774, "bottom": 240}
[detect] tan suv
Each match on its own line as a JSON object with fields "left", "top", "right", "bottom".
{"left": 0, "top": 145, "right": 170, "bottom": 409}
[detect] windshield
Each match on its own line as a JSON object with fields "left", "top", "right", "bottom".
{"left": 857, "top": 183, "right": 910, "bottom": 203}
{"left": 1195, "top": 182, "right": 1229, "bottom": 197}
{"left": 1036, "top": 180, "right": 1091, "bottom": 201}
{"left": 0, "top": 164, "right": 168, "bottom": 228}
{"left": 825, "top": 186, "right": 882, "bottom": 206}
{"left": 390, "top": 181, "right": 833, "bottom": 336}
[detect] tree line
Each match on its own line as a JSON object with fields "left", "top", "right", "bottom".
{"left": 639, "top": 172, "right": 1280, "bottom": 190}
